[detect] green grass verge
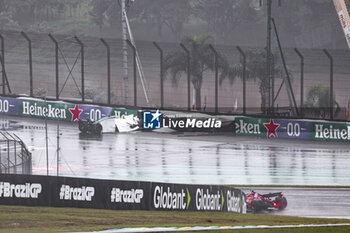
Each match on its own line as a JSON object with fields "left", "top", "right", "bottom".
{"left": 194, "top": 227, "right": 350, "bottom": 233}
{"left": 1, "top": 205, "right": 350, "bottom": 233}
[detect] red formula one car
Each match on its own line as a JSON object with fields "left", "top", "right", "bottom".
{"left": 246, "top": 191, "right": 287, "bottom": 212}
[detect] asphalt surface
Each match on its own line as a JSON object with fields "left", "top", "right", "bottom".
{"left": 1, "top": 115, "right": 350, "bottom": 218}
{"left": 240, "top": 187, "right": 350, "bottom": 218}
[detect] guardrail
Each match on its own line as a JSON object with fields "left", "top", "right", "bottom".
{"left": 0, "top": 132, "right": 31, "bottom": 174}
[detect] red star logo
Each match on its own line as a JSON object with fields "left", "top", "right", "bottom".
{"left": 69, "top": 105, "right": 83, "bottom": 122}
{"left": 263, "top": 119, "right": 280, "bottom": 138}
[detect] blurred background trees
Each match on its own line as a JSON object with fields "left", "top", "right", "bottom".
{"left": 0, "top": 0, "right": 346, "bottom": 48}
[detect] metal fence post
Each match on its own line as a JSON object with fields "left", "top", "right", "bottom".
{"left": 294, "top": 48, "right": 304, "bottom": 117}
{"left": 48, "top": 34, "right": 59, "bottom": 100}
{"left": 21, "top": 32, "right": 33, "bottom": 97}
{"left": 236, "top": 46, "right": 246, "bottom": 115}
{"left": 208, "top": 44, "right": 219, "bottom": 114}
{"left": 127, "top": 40, "right": 137, "bottom": 107}
{"left": 323, "top": 49, "right": 334, "bottom": 120}
{"left": 0, "top": 34, "right": 4, "bottom": 95}
{"left": 0, "top": 143, "right": 2, "bottom": 173}
{"left": 153, "top": 42, "right": 164, "bottom": 109}
{"left": 21, "top": 144, "right": 24, "bottom": 174}
{"left": 14, "top": 140, "right": 17, "bottom": 174}
{"left": 7, "top": 139, "right": 10, "bottom": 173}
{"left": 271, "top": 53, "right": 275, "bottom": 115}
{"left": 180, "top": 43, "right": 191, "bottom": 111}
{"left": 74, "top": 36, "right": 85, "bottom": 102}
{"left": 100, "top": 38, "right": 111, "bottom": 105}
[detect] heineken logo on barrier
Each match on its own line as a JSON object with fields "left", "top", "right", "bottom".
{"left": 59, "top": 185, "right": 95, "bottom": 201}
{"left": 19, "top": 98, "right": 138, "bottom": 122}
{"left": 314, "top": 124, "right": 350, "bottom": 140}
{"left": 263, "top": 119, "right": 280, "bottom": 138}
{"left": 22, "top": 101, "right": 67, "bottom": 119}
{"left": 69, "top": 105, "right": 83, "bottom": 121}
{"left": 0, "top": 182, "right": 42, "bottom": 199}
{"left": 235, "top": 119, "right": 261, "bottom": 135}
{"left": 21, "top": 100, "right": 85, "bottom": 122}
{"left": 236, "top": 118, "right": 280, "bottom": 138}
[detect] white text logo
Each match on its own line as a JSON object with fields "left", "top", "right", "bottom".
{"left": 0, "top": 182, "right": 41, "bottom": 198}
{"left": 111, "top": 188, "right": 144, "bottom": 203}
{"left": 59, "top": 185, "right": 95, "bottom": 201}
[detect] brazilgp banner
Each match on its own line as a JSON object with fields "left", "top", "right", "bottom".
{"left": 0, "top": 174, "right": 246, "bottom": 214}
{"left": 0, "top": 174, "right": 49, "bottom": 207}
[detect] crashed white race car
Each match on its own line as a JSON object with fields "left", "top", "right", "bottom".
{"left": 78, "top": 114, "right": 139, "bottom": 134}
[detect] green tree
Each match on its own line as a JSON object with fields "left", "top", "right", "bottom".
{"left": 193, "top": 0, "right": 259, "bottom": 42}
{"left": 229, "top": 49, "right": 282, "bottom": 112}
{"left": 131, "top": 0, "right": 192, "bottom": 40}
{"left": 89, "top": 0, "right": 111, "bottom": 31}
{"left": 164, "top": 35, "right": 236, "bottom": 110}
{"left": 305, "top": 82, "right": 340, "bottom": 118}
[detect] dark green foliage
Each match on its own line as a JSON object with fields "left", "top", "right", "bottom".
{"left": 305, "top": 82, "right": 340, "bottom": 118}
{"left": 164, "top": 35, "right": 236, "bottom": 110}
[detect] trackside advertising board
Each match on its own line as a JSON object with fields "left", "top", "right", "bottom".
{"left": 0, "top": 96, "right": 20, "bottom": 115}
{"left": 151, "top": 183, "right": 245, "bottom": 213}
{"left": 0, "top": 96, "right": 137, "bottom": 122}
{"left": 0, "top": 174, "right": 246, "bottom": 214}
{"left": 235, "top": 117, "right": 350, "bottom": 142}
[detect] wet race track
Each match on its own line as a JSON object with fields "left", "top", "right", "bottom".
{"left": 1, "top": 115, "right": 350, "bottom": 218}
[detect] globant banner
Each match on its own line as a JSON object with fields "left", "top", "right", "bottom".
{"left": 235, "top": 117, "right": 350, "bottom": 142}
{"left": 151, "top": 183, "right": 245, "bottom": 213}
{"left": 0, "top": 174, "right": 246, "bottom": 214}
{"left": 0, "top": 96, "right": 138, "bottom": 122}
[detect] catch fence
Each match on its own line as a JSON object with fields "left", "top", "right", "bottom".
{"left": 0, "top": 131, "right": 32, "bottom": 174}
{"left": 0, "top": 30, "right": 349, "bottom": 120}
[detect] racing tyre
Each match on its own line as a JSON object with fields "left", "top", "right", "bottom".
{"left": 251, "top": 200, "right": 265, "bottom": 212}
{"left": 275, "top": 196, "right": 287, "bottom": 210}
{"left": 79, "top": 121, "right": 88, "bottom": 133}
{"left": 93, "top": 123, "right": 103, "bottom": 134}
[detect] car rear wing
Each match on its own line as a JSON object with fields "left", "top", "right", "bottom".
{"left": 262, "top": 192, "right": 283, "bottom": 198}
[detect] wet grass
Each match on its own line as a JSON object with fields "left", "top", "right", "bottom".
{"left": 1, "top": 205, "right": 350, "bottom": 233}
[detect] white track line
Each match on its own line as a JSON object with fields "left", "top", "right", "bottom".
{"left": 76, "top": 223, "right": 350, "bottom": 233}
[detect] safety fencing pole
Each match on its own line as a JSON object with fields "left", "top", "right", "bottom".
{"left": 0, "top": 34, "right": 4, "bottom": 95}
{"left": 21, "top": 32, "right": 33, "bottom": 97}
{"left": 153, "top": 42, "right": 164, "bottom": 109}
{"left": 208, "top": 44, "right": 219, "bottom": 114}
{"left": 74, "top": 36, "right": 85, "bottom": 102}
{"left": 180, "top": 43, "right": 191, "bottom": 111}
{"left": 236, "top": 46, "right": 246, "bottom": 115}
{"left": 323, "top": 49, "right": 334, "bottom": 120}
{"left": 294, "top": 48, "right": 304, "bottom": 117}
{"left": 100, "top": 38, "right": 111, "bottom": 105}
{"left": 49, "top": 34, "right": 59, "bottom": 100}
{"left": 127, "top": 40, "right": 137, "bottom": 107}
